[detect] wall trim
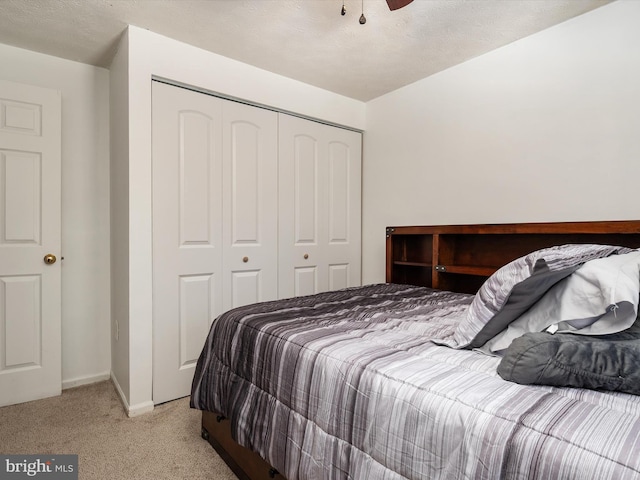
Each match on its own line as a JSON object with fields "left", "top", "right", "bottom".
{"left": 152, "top": 76, "right": 364, "bottom": 134}
{"left": 62, "top": 372, "right": 111, "bottom": 390}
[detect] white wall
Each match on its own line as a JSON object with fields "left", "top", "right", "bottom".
{"left": 363, "top": 0, "right": 640, "bottom": 285}
{"left": 111, "top": 25, "right": 366, "bottom": 414}
{"left": 0, "top": 43, "right": 111, "bottom": 388}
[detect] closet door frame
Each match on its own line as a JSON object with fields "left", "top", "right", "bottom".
{"left": 151, "top": 80, "right": 361, "bottom": 404}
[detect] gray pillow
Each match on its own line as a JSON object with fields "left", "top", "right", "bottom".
{"left": 484, "top": 250, "right": 640, "bottom": 353}
{"left": 438, "top": 244, "right": 631, "bottom": 349}
{"left": 467, "top": 262, "right": 578, "bottom": 349}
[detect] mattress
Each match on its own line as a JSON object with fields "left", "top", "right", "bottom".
{"left": 190, "top": 283, "right": 640, "bottom": 480}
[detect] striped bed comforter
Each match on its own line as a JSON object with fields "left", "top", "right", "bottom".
{"left": 190, "top": 283, "right": 640, "bottom": 480}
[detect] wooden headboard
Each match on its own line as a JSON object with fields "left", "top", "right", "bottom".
{"left": 386, "top": 221, "right": 640, "bottom": 294}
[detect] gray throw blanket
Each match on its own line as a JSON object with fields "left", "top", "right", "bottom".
{"left": 498, "top": 316, "right": 640, "bottom": 394}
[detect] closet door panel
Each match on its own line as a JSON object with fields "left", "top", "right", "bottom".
{"left": 328, "top": 142, "right": 349, "bottom": 242}
{"left": 152, "top": 82, "right": 223, "bottom": 404}
{"left": 222, "top": 102, "right": 278, "bottom": 310}
{"left": 180, "top": 112, "right": 216, "bottom": 245}
{"left": 279, "top": 114, "right": 361, "bottom": 299}
{"left": 325, "top": 136, "right": 361, "bottom": 289}
{"left": 292, "top": 135, "right": 321, "bottom": 297}
{"left": 179, "top": 274, "right": 216, "bottom": 367}
{"left": 329, "top": 264, "right": 349, "bottom": 291}
{"left": 229, "top": 122, "right": 259, "bottom": 242}
{"left": 279, "top": 116, "right": 325, "bottom": 298}
{"left": 231, "top": 270, "right": 262, "bottom": 307}
{"left": 295, "top": 267, "right": 318, "bottom": 297}
{"left": 295, "top": 135, "right": 318, "bottom": 244}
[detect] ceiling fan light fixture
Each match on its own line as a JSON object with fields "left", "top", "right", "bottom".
{"left": 342, "top": 0, "right": 413, "bottom": 24}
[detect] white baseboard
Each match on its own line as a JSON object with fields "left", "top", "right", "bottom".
{"left": 110, "top": 371, "right": 128, "bottom": 411}
{"left": 62, "top": 372, "right": 111, "bottom": 390}
{"left": 128, "top": 400, "right": 155, "bottom": 417}
{"left": 110, "top": 372, "right": 155, "bottom": 417}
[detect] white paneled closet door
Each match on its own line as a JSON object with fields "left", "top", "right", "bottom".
{"left": 152, "top": 82, "right": 224, "bottom": 404}
{"left": 152, "top": 82, "right": 279, "bottom": 403}
{"left": 222, "top": 102, "right": 278, "bottom": 311}
{"left": 278, "top": 114, "right": 362, "bottom": 298}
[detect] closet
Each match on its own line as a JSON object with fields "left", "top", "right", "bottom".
{"left": 151, "top": 81, "right": 361, "bottom": 403}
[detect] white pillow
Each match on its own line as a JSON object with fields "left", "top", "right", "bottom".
{"left": 485, "top": 250, "right": 640, "bottom": 353}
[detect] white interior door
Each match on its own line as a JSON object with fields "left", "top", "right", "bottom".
{"left": 152, "top": 82, "right": 223, "bottom": 404}
{"left": 278, "top": 114, "right": 361, "bottom": 298}
{"left": 222, "top": 101, "right": 278, "bottom": 310}
{"left": 0, "top": 79, "right": 61, "bottom": 407}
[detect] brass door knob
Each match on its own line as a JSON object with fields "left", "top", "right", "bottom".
{"left": 303, "top": 254, "right": 309, "bottom": 259}
{"left": 44, "top": 254, "right": 57, "bottom": 265}
{"left": 242, "top": 256, "right": 249, "bottom": 263}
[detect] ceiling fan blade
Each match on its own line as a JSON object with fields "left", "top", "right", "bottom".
{"left": 386, "top": 0, "right": 414, "bottom": 10}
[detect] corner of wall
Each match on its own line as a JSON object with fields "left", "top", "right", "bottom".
{"left": 109, "top": 28, "right": 131, "bottom": 405}
{"left": 110, "top": 372, "right": 154, "bottom": 417}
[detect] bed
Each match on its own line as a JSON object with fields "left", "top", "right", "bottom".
{"left": 191, "top": 221, "right": 640, "bottom": 480}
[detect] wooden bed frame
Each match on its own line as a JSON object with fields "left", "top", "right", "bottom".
{"left": 200, "top": 220, "right": 640, "bottom": 480}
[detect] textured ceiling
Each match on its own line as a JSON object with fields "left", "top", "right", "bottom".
{"left": 0, "top": 0, "right": 613, "bottom": 101}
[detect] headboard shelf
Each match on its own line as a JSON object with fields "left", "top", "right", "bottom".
{"left": 435, "top": 265, "right": 498, "bottom": 276}
{"left": 386, "top": 221, "right": 640, "bottom": 294}
{"left": 394, "top": 260, "right": 432, "bottom": 267}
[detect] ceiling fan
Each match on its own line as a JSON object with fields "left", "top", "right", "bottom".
{"left": 386, "top": 0, "right": 414, "bottom": 10}
{"left": 342, "top": 0, "right": 414, "bottom": 24}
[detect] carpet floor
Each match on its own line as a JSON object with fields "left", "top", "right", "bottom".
{"left": 0, "top": 381, "right": 236, "bottom": 480}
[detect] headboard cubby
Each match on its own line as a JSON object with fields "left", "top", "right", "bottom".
{"left": 386, "top": 221, "right": 640, "bottom": 294}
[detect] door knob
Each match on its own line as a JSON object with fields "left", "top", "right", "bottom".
{"left": 44, "top": 254, "right": 57, "bottom": 265}
{"left": 242, "top": 256, "right": 249, "bottom": 263}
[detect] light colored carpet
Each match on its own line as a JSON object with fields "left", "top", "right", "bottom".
{"left": 0, "top": 381, "right": 237, "bottom": 480}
